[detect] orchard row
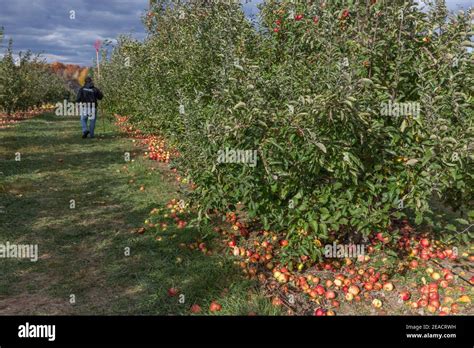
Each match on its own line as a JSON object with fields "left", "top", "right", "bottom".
{"left": 101, "top": 1, "right": 473, "bottom": 263}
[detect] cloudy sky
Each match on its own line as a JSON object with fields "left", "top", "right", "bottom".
{"left": 0, "top": 0, "right": 471, "bottom": 66}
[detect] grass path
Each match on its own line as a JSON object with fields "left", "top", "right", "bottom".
{"left": 0, "top": 113, "right": 279, "bottom": 315}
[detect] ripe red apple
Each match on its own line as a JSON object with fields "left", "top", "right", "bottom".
{"left": 444, "top": 273, "right": 454, "bottom": 281}
{"left": 369, "top": 275, "right": 378, "bottom": 283}
{"left": 418, "top": 299, "right": 428, "bottom": 307}
{"left": 324, "top": 263, "right": 333, "bottom": 271}
{"left": 348, "top": 285, "right": 360, "bottom": 296}
{"left": 209, "top": 301, "right": 222, "bottom": 312}
{"left": 399, "top": 291, "right": 411, "bottom": 301}
{"left": 168, "top": 288, "right": 178, "bottom": 297}
{"left": 279, "top": 239, "right": 289, "bottom": 247}
{"left": 315, "top": 285, "right": 326, "bottom": 295}
{"left": 314, "top": 307, "right": 326, "bottom": 316}
{"left": 420, "top": 253, "right": 430, "bottom": 260}
{"left": 191, "top": 304, "right": 202, "bottom": 313}
{"left": 325, "top": 290, "right": 336, "bottom": 300}
{"left": 439, "top": 280, "right": 449, "bottom": 288}
{"left": 420, "top": 238, "right": 430, "bottom": 248}
{"left": 430, "top": 299, "right": 440, "bottom": 309}
{"left": 341, "top": 9, "right": 350, "bottom": 19}
{"left": 410, "top": 260, "right": 418, "bottom": 269}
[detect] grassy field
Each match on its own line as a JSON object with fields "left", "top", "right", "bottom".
{"left": 0, "top": 113, "right": 280, "bottom": 315}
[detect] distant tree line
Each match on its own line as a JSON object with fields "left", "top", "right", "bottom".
{"left": 0, "top": 31, "right": 72, "bottom": 115}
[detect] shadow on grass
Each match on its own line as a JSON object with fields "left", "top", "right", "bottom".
{"left": 0, "top": 113, "right": 273, "bottom": 315}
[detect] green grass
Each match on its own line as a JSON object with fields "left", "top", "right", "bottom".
{"left": 0, "top": 113, "right": 281, "bottom": 315}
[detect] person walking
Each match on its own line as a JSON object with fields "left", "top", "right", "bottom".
{"left": 76, "top": 76, "right": 103, "bottom": 138}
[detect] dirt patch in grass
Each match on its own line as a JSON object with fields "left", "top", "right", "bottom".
{"left": 0, "top": 294, "right": 73, "bottom": 315}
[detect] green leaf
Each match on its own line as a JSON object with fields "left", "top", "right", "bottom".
{"left": 446, "top": 224, "right": 457, "bottom": 232}
{"left": 358, "top": 78, "right": 374, "bottom": 86}
{"left": 319, "top": 223, "right": 328, "bottom": 237}
{"left": 309, "top": 220, "right": 318, "bottom": 233}
{"left": 455, "top": 218, "right": 469, "bottom": 225}
{"left": 316, "top": 142, "right": 327, "bottom": 154}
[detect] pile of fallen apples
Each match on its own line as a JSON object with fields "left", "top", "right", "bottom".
{"left": 116, "top": 114, "right": 473, "bottom": 316}
{"left": 140, "top": 198, "right": 190, "bottom": 235}
{"left": 114, "top": 114, "right": 177, "bottom": 164}
{"left": 213, "top": 213, "right": 472, "bottom": 316}
{"left": 143, "top": 135, "right": 173, "bottom": 164}
{"left": 114, "top": 115, "right": 145, "bottom": 139}
{"left": 0, "top": 107, "right": 53, "bottom": 129}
